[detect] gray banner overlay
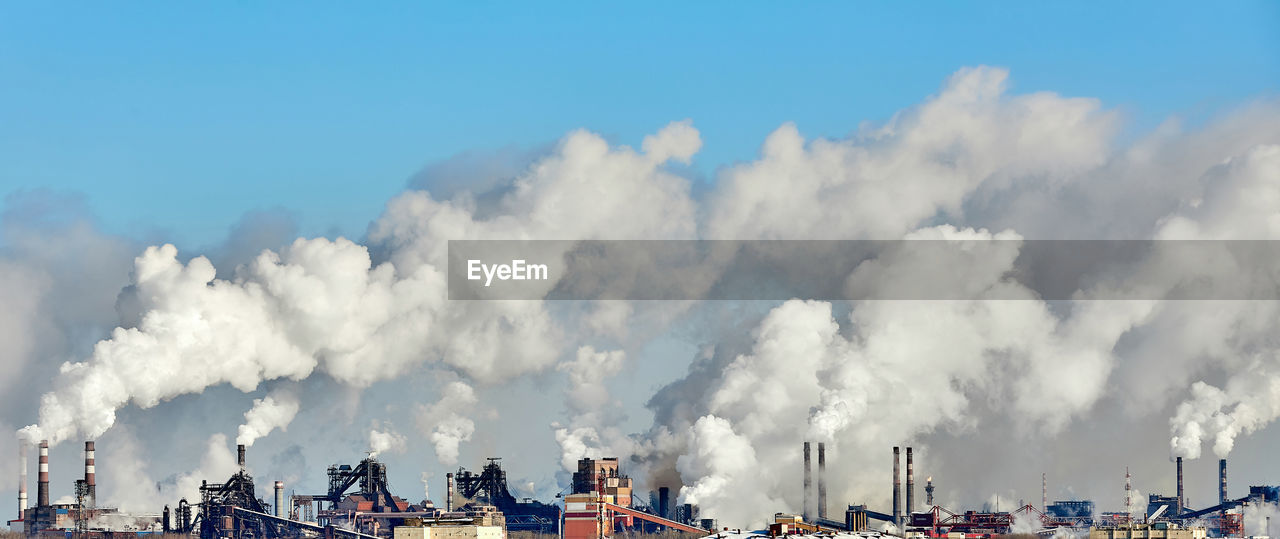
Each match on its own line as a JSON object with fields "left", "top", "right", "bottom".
{"left": 447, "top": 240, "right": 1280, "bottom": 300}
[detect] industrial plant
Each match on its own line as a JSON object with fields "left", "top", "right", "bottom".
{"left": 7, "top": 438, "right": 1278, "bottom": 539}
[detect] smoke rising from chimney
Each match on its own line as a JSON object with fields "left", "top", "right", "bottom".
{"left": 17, "top": 120, "right": 703, "bottom": 448}
{"left": 368, "top": 424, "right": 407, "bottom": 459}
{"left": 236, "top": 390, "right": 299, "bottom": 447}
{"left": 415, "top": 381, "right": 478, "bottom": 466}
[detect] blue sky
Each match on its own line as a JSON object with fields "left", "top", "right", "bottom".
{"left": 1, "top": 2, "right": 1278, "bottom": 248}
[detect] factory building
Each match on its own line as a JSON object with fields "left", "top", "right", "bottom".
{"left": 563, "top": 492, "right": 614, "bottom": 539}
{"left": 393, "top": 505, "right": 506, "bottom": 539}
{"left": 565, "top": 457, "right": 634, "bottom": 539}
{"left": 1090, "top": 523, "right": 1208, "bottom": 539}
{"left": 14, "top": 440, "right": 140, "bottom": 537}
{"left": 1047, "top": 500, "right": 1096, "bottom": 521}
{"left": 571, "top": 457, "right": 633, "bottom": 506}
{"left": 564, "top": 458, "right": 706, "bottom": 539}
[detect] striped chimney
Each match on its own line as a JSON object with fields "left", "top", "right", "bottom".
{"left": 84, "top": 441, "right": 95, "bottom": 506}
{"left": 37, "top": 440, "right": 48, "bottom": 508}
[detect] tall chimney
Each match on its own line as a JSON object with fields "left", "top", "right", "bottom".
{"left": 893, "top": 446, "right": 901, "bottom": 527}
{"left": 237, "top": 444, "right": 246, "bottom": 469}
{"left": 84, "top": 441, "right": 95, "bottom": 508}
{"left": 446, "top": 472, "right": 454, "bottom": 511}
{"left": 926, "top": 477, "right": 935, "bottom": 507}
{"left": 803, "top": 442, "right": 812, "bottom": 522}
{"left": 1125, "top": 467, "right": 1132, "bottom": 514}
{"left": 818, "top": 442, "right": 827, "bottom": 521}
{"left": 1176, "top": 457, "right": 1184, "bottom": 515}
{"left": 17, "top": 441, "right": 27, "bottom": 520}
{"left": 906, "top": 447, "right": 914, "bottom": 515}
{"left": 659, "top": 487, "right": 670, "bottom": 519}
{"left": 1042, "top": 472, "right": 1047, "bottom": 511}
{"left": 1219, "top": 458, "right": 1227, "bottom": 504}
{"left": 274, "top": 481, "right": 284, "bottom": 518}
{"left": 37, "top": 440, "right": 48, "bottom": 508}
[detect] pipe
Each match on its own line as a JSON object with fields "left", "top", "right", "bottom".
{"left": 1219, "top": 459, "right": 1227, "bottom": 505}
{"left": 84, "top": 441, "right": 95, "bottom": 508}
{"left": 275, "top": 481, "right": 284, "bottom": 518}
{"left": 237, "top": 444, "right": 247, "bottom": 469}
{"left": 18, "top": 441, "right": 27, "bottom": 520}
{"left": 37, "top": 440, "right": 48, "bottom": 508}
{"left": 446, "top": 472, "right": 454, "bottom": 511}
{"left": 893, "top": 446, "right": 901, "bottom": 528}
{"left": 906, "top": 447, "right": 914, "bottom": 515}
{"left": 1176, "top": 457, "right": 1184, "bottom": 516}
{"left": 803, "top": 442, "right": 812, "bottom": 522}
{"left": 818, "top": 442, "right": 827, "bottom": 520}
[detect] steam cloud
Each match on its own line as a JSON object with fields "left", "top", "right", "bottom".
{"left": 553, "top": 346, "right": 631, "bottom": 472}
{"left": 416, "top": 381, "right": 478, "bottom": 466}
{"left": 368, "top": 424, "right": 407, "bottom": 458}
{"left": 19, "top": 119, "right": 702, "bottom": 446}
{"left": 236, "top": 390, "right": 300, "bottom": 447}
{"left": 7, "top": 66, "right": 1280, "bottom": 527}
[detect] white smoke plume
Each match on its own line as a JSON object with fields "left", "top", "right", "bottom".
{"left": 1127, "top": 488, "right": 1144, "bottom": 518}
{"left": 236, "top": 389, "right": 300, "bottom": 447}
{"left": 368, "top": 424, "right": 407, "bottom": 458}
{"left": 102, "top": 431, "right": 239, "bottom": 512}
{"left": 706, "top": 66, "right": 1117, "bottom": 241}
{"left": 654, "top": 223, "right": 1154, "bottom": 526}
{"left": 1170, "top": 377, "right": 1280, "bottom": 460}
{"left": 552, "top": 346, "right": 633, "bottom": 472}
{"left": 416, "top": 381, "right": 478, "bottom": 466}
{"left": 676, "top": 415, "right": 785, "bottom": 529}
{"left": 1158, "top": 145, "right": 1280, "bottom": 460}
{"left": 1242, "top": 502, "right": 1280, "bottom": 537}
{"left": 634, "top": 68, "right": 1280, "bottom": 526}
{"left": 19, "top": 119, "right": 703, "bottom": 446}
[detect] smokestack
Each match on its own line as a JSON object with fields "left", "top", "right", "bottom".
{"left": 274, "top": 481, "right": 284, "bottom": 518}
{"left": 1042, "top": 472, "right": 1047, "bottom": 512}
{"left": 906, "top": 447, "right": 914, "bottom": 515}
{"left": 17, "top": 441, "right": 27, "bottom": 520}
{"left": 446, "top": 472, "right": 454, "bottom": 511}
{"left": 37, "top": 440, "right": 48, "bottom": 508}
{"left": 818, "top": 442, "right": 827, "bottom": 521}
{"left": 237, "top": 444, "right": 246, "bottom": 469}
{"left": 803, "top": 442, "right": 812, "bottom": 522}
{"left": 1219, "top": 458, "right": 1227, "bottom": 505}
{"left": 893, "top": 446, "right": 901, "bottom": 528}
{"left": 84, "top": 441, "right": 95, "bottom": 508}
{"left": 926, "top": 477, "right": 934, "bottom": 507}
{"left": 1176, "top": 457, "right": 1184, "bottom": 515}
{"left": 659, "top": 487, "right": 670, "bottom": 519}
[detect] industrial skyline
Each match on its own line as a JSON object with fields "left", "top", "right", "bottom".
{"left": 3, "top": 2, "right": 1280, "bottom": 537}
{"left": 11, "top": 435, "right": 1280, "bottom": 537}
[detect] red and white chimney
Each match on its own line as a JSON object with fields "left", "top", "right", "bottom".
{"left": 37, "top": 440, "right": 48, "bottom": 508}
{"left": 84, "top": 441, "right": 96, "bottom": 507}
